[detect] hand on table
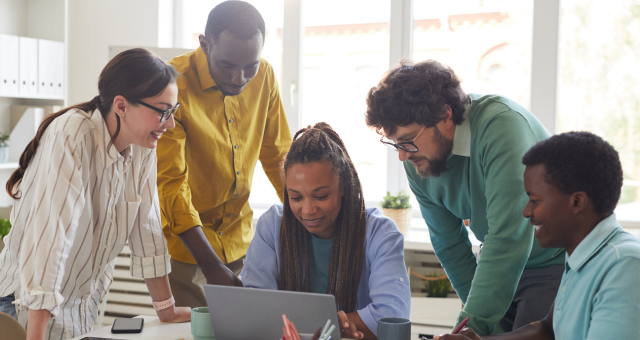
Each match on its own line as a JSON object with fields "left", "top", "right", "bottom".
{"left": 156, "top": 306, "right": 191, "bottom": 323}
{"left": 338, "top": 311, "right": 364, "bottom": 339}
{"left": 433, "top": 328, "right": 482, "bottom": 340}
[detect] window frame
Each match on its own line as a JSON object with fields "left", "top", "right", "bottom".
{"left": 173, "top": 0, "right": 639, "bottom": 226}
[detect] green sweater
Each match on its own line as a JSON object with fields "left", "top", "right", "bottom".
{"left": 406, "top": 94, "right": 565, "bottom": 335}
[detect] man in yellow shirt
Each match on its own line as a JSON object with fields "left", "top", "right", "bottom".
{"left": 157, "top": 1, "right": 292, "bottom": 308}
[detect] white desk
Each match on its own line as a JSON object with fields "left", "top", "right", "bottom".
{"left": 71, "top": 315, "right": 192, "bottom": 340}
{"left": 71, "top": 315, "right": 359, "bottom": 340}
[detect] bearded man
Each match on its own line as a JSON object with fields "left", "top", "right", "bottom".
{"left": 365, "top": 60, "right": 565, "bottom": 336}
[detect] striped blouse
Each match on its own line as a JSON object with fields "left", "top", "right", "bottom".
{"left": 0, "top": 108, "right": 171, "bottom": 339}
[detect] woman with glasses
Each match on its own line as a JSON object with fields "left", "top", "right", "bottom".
{"left": 241, "top": 123, "right": 411, "bottom": 340}
{"left": 0, "top": 48, "right": 189, "bottom": 340}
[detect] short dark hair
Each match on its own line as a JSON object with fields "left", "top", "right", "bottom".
{"left": 522, "top": 131, "right": 623, "bottom": 217}
{"left": 365, "top": 59, "right": 468, "bottom": 135}
{"left": 204, "top": 1, "right": 265, "bottom": 43}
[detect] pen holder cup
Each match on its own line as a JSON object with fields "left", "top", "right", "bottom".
{"left": 191, "top": 307, "right": 215, "bottom": 340}
{"left": 377, "top": 317, "right": 411, "bottom": 340}
{"left": 299, "top": 334, "right": 315, "bottom": 340}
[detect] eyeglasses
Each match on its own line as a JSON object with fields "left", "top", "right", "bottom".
{"left": 380, "top": 126, "right": 426, "bottom": 153}
{"left": 133, "top": 99, "right": 180, "bottom": 123}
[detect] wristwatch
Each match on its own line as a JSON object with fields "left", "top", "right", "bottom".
{"left": 152, "top": 296, "right": 175, "bottom": 311}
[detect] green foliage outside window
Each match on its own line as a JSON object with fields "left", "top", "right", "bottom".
{"left": 381, "top": 191, "right": 411, "bottom": 209}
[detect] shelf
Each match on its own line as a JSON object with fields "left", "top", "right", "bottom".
{"left": 0, "top": 162, "right": 19, "bottom": 170}
{"left": 0, "top": 94, "right": 64, "bottom": 100}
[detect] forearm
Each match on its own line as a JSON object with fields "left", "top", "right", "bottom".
{"left": 178, "top": 226, "right": 226, "bottom": 278}
{"left": 347, "top": 312, "right": 376, "bottom": 340}
{"left": 26, "top": 309, "right": 51, "bottom": 340}
{"left": 177, "top": 226, "right": 242, "bottom": 286}
{"left": 144, "top": 275, "right": 190, "bottom": 323}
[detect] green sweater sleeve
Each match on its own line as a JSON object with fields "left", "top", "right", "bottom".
{"left": 406, "top": 163, "right": 477, "bottom": 304}
{"left": 456, "top": 111, "right": 539, "bottom": 335}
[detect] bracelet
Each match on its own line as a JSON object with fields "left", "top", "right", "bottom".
{"left": 152, "top": 296, "right": 175, "bottom": 311}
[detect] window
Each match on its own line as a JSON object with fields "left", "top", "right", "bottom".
{"left": 557, "top": 0, "right": 640, "bottom": 222}
{"left": 413, "top": 0, "right": 534, "bottom": 108}
{"left": 301, "top": 0, "right": 390, "bottom": 201}
{"left": 410, "top": 0, "right": 534, "bottom": 209}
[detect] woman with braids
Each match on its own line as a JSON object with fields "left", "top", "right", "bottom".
{"left": 0, "top": 48, "right": 190, "bottom": 340}
{"left": 241, "top": 122, "right": 411, "bottom": 339}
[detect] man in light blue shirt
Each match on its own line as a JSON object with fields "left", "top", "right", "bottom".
{"left": 435, "top": 132, "right": 640, "bottom": 340}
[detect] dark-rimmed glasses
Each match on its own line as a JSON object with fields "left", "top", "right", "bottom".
{"left": 380, "top": 126, "right": 426, "bottom": 153}
{"left": 133, "top": 99, "right": 180, "bottom": 123}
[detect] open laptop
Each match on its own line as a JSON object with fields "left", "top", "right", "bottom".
{"left": 204, "top": 284, "right": 342, "bottom": 340}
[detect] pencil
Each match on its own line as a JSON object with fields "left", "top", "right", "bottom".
{"left": 452, "top": 317, "right": 470, "bottom": 334}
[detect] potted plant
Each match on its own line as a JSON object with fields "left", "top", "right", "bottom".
{"left": 0, "top": 132, "right": 9, "bottom": 163}
{"left": 381, "top": 191, "right": 412, "bottom": 235}
{"left": 0, "top": 219, "right": 11, "bottom": 252}
{"left": 409, "top": 268, "right": 463, "bottom": 328}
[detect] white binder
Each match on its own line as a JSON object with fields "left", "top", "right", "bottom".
{"left": 37, "top": 39, "right": 49, "bottom": 95}
{"left": 27, "top": 37, "right": 38, "bottom": 95}
{"left": 53, "top": 41, "right": 64, "bottom": 96}
{"left": 19, "top": 37, "right": 37, "bottom": 95}
{"left": 0, "top": 34, "right": 20, "bottom": 96}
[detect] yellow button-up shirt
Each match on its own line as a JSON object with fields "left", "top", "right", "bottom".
{"left": 157, "top": 47, "right": 291, "bottom": 264}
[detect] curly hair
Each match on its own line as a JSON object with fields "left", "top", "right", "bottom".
{"left": 365, "top": 59, "right": 468, "bottom": 136}
{"left": 278, "top": 122, "right": 366, "bottom": 313}
{"left": 522, "top": 131, "right": 623, "bottom": 217}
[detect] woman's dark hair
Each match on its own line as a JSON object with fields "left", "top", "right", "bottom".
{"left": 365, "top": 59, "right": 468, "bottom": 136}
{"left": 522, "top": 131, "right": 623, "bottom": 217}
{"left": 6, "top": 48, "right": 178, "bottom": 199}
{"left": 278, "top": 122, "right": 366, "bottom": 313}
{"left": 205, "top": 0, "right": 265, "bottom": 42}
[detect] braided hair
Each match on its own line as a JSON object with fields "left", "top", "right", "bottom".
{"left": 278, "top": 122, "right": 366, "bottom": 313}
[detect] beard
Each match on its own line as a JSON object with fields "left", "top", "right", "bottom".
{"left": 409, "top": 126, "right": 453, "bottom": 178}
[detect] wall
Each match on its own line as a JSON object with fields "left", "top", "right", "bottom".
{"left": 66, "top": 0, "right": 160, "bottom": 105}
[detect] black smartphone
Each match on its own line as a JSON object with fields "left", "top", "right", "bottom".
{"left": 111, "top": 318, "right": 144, "bottom": 333}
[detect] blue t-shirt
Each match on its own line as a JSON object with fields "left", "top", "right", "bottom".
{"left": 553, "top": 213, "right": 640, "bottom": 339}
{"left": 310, "top": 235, "right": 333, "bottom": 294}
{"left": 240, "top": 205, "right": 411, "bottom": 336}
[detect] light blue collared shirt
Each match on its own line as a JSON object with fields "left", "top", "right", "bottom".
{"left": 240, "top": 205, "right": 411, "bottom": 336}
{"left": 553, "top": 213, "right": 640, "bottom": 339}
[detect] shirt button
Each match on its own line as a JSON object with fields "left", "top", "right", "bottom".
{"left": 399, "top": 278, "right": 404, "bottom": 282}
{"left": 562, "top": 286, "right": 565, "bottom": 291}
{"left": 234, "top": 194, "right": 238, "bottom": 197}
{"left": 229, "top": 119, "right": 233, "bottom": 123}
{"left": 227, "top": 213, "right": 231, "bottom": 217}
{"left": 237, "top": 171, "right": 241, "bottom": 175}
{"left": 219, "top": 232, "right": 223, "bottom": 235}
{"left": 234, "top": 145, "right": 238, "bottom": 149}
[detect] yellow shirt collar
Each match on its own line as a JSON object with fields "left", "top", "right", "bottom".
{"left": 195, "top": 47, "right": 217, "bottom": 91}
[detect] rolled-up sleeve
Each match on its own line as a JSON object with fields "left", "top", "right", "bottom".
{"left": 156, "top": 112, "right": 202, "bottom": 236}
{"left": 357, "top": 217, "right": 411, "bottom": 336}
{"left": 240, "top": 207, "right": 280, "bottom": 289}
{"left": 128, "top": 151, "right": 171, "bottom": 278}
{"left": 18, "top": 131, "right": 85, "bottom": 316}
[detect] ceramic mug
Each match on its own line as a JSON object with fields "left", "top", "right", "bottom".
{"left": 191, "top": 307, "right": 215, "bottom": 340}
{"left": 377, "top": 317, "right": 411, "bottom": 340}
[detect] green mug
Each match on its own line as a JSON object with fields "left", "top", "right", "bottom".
{"left": 191, "top": 307, "right": 215, "bottom": 340}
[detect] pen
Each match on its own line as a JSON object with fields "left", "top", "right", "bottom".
{"left": 452, "top": 317, "right": 470, "bottom": 334}
{"left": 320, "top": 319, "right": 331, "bottom": 339}
{"left": 321, "top": 325, "right": 336, "bottom": 340}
